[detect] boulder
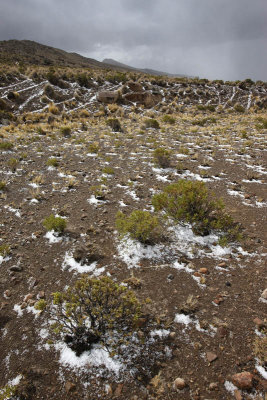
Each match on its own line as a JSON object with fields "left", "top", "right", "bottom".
{"left": 124, "top": 91, "right": 162, "bottom": 108}
{"left": 128, "top": 81, "right": 143, "bottom": 92}
{"left": 231, "top": 371, "right": 253, "bottom": 390}
{"left": 97, "top": 91, "right": 119, "bottom": 104}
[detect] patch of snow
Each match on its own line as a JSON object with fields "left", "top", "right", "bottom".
{"left": 4, "top": 205, "right": 21, "bottom": 218}
{"left": 44, "top": 230, "right": 62, "bottom": 244}
{"left": 62, "top": 252, "right": 105, "bottom": 276}
{"left": 13, "top": 304, "right": 23, "bottom": 317}
{"left": 8, "top": 374, "right": 22, "bottom": 386}
{"left": 256, "top": 364, "right": 267, "bottom": 379}
{"left": 150, "top": 329, "right": 170, "bottom": 338}
{"left": 116, "top": 236, "right": 164, "bottom": 268}
{"left": 87, "top": 195, "right": 105, "bottom": 205}
{"left": 174, "top": 313, "right": 192, "bottom": 325}
{"left": 224, "top": 380, "right": 237, "bottom": 394}
{"left": 56, "top": 342, "right": 124, "bottom": 376}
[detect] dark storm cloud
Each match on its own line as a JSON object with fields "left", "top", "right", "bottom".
{"left": 1, "top": 0, "right": 266, "bottom": 80}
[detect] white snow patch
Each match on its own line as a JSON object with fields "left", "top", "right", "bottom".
{"left": 44, "top": 230, "right": 62, "bottom": 243}
{"left": 116, "top": 236, "right": 164, "bottom": 268}
{"left": 256, "top": 365, "right": 267, "bottom": 380}
{"left": 13, "top": 304, "right": 23, "bottom": 317}
{"left": 63, "top": 252, "right": 105, "bottom": 276}
{"left": 150, "top": 329, "right": 170, "bottom": 338}
{"left": 224, "top": 380, "right": 237, "bottom": 394}
{"left": 56, "top": 342, "right": 123, "bottom": 376}
{"left": 174, "top": 313, "right": 192, "bottom": 325}
{"left": 8, "top": 374, "right": 22, "bottom": 386}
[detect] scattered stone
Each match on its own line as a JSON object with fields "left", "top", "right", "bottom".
{"left": 231, "top": 372, "right": 253, "bottom": 390}
{"left": 260, "top": 288, "right": 267, "bottom": 300}
{"left": 38, "top": 291, "right": 45, "bottom": 299}
{"left": 217, "top": 326, "right": 229, "bottom": 338}
{"left": 234, "top": 389, "right": 243, "bottom": 400}
{"left": 173, "top": 378, "right": 186, "bottom": 390}
{"left": 20, "top": 302, "right": 27, "bottom": 309}
{"left": 97, "top": 91, "right": 119, "bottom": 104}
{"left": 209, "top": 382, "right": 218, "bottom": 390}
{"left": 206, "top": 352, "right": 218, "bottom": 363}
{"left": 114, "top": 383, "right": 123, "bottom": 397}
{"left": 65, "top": 381, "right": 76, "bottom": 393}
{"left": 253, "top": 317, "right": 265, "bottom": 330}
{"left": 4, "top": 290, "right": 11, "bottom": 298}
{"left": 9, "top": 265, "right": 23, "bottom": 272}
{"left": 24, "top": 293, "right": 34, "bottom": 302}
{"left": 218, "top": 262, "right": 228, "bottom": 268}
{"left": 199, "top": 267, "right": 209, "bottom": 274}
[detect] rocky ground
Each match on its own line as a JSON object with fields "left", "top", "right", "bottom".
{"left": 0, "top": 66, "right": 266, "bottom": 399}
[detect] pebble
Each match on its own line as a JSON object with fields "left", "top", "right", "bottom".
{"left": 173, "top": 378, "right": 186, "bottom": 390}
{"left": 65, "top": 381, "right": 76, "bottom": 393}
{"left": 199, "top": 267, "right": 209, "bottom": 274}
{"left": 9, "top": 265, "right": 23, "bottom": 272}
{"left": 206, "top": 352, "right": 218, "bottom": 363}
{"left": 260, "top": 288, "right": 267, "bottom": 300}
{"left": 4, "top": 290, "right": 11, "bottom": 298}
{"left": 231, "top": 371, "right": 253, "bottom": 390}
{"left": 24, "top": 293, "right": 34, "bottom": 302}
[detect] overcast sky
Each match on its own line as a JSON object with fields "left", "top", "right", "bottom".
{"left": 1, "top": 0, "right": 267, "bottom": 80}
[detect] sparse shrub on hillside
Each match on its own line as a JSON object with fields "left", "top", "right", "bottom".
{"left": 106, "top": 118, "right": 123, "bottom": 132}
{"left": 106, "top": 72, "right": 127, "bottom": 84}
{"left": 0, "top": 385, "right": 16, "bottom": 400}
{"left": 48, "top": 102, "right": 59, "bottom": 115}
{"left": 144, "top": 118, "right": 160, "bottom": 129}
{"left": 162, "top": 115, "right": 175, "bottom": 124}
{"left": 7, "top": 91, "right": 20, "bottom": 101}
{"left": 43, "top": 214, "right": 66, "bottom": 233}
{"left": 0, "top": 98, "right": 9, "bottom": 111}
{"left": 35, "top": 275, "right": 142, "bottom": 355}
{"left": 0, "top": 141, "right": 13, "bottom": 150}
{"left": 153, "top": 147, "right": 172, "bottom": 168}
{"left": 0, "top": 244, "right": 11, "bottom": 257}
{"left": 234, "top": 103, "right": 245, "bottom": 113}
{"left": 60, "top": 126, "right": 71, "bottom": 137}
{"left": 46, "top": 157, "right": 59, "bottom": 167}
{"left": 102, "top": 166, "right": 115, "bottom": 175}
{"left": 0, "top": 181, "right": 6, "bottom": 191}
{"left": 7, "top": 158, "right": 18, "bottom": 172}
{"left": 116, "top": 210, "right": 162, "bottom": 244}
{"left": 152, "top": 180, "right": 242, "bottom": 243}
{"left": 88, "top": 142, "right": 99, "bottom": 154}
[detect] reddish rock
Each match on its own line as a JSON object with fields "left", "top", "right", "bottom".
{"left": 206, "top": 352, "right": 218, "bottom": 363}
{"left": 253, "top": 317, "right": 265, "bottom": 329}
{"left": 234, "top": 389, "right": 243, "bottom": 400}
{"left": 173, "top": 378, "right": 186, "bottom": 390}
{"left": 199, "top": 267, "right": 209, "bottom": 274}
{"left": 24, "top": 293, "right": 34, "bottom": 302}
{"left": 231, "top": 372, "right": 253, "bottom": 390}
{"left": 65, "top": 381, "right": 76, "bottom": 393}
{"left": 97, "top": 91, "right": 119, "bottom": 104}
{"left": 128, "top": 81, "right": 143, "bottom": 92}
{"left": 114, "top": 383, "right": 123, "bottom": 397}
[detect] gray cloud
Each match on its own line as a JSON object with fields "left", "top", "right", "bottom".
{"left": 0, "top": 0, "right": 266, "bottom": 80}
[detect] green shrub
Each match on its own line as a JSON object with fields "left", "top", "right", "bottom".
{"left": 88, "top": 142, "right": 99, "bottom": 154}
{"left": 106, "top": 72, "right": 127, "bottom": 84}
{"left": 0, "top": 244, "right": 10, "bottom": 257}
{"left": 153, "top": 147, "right": 172, "bottom": 168}
{"left": 162, "top": 115, "right": 175, "bottom": 124}
{"left": 144, "top": 118, "right": 160, "bottom": 129}
{"left": 152, "top": 180, "right": 242, "bottom": 242}
{"left": 0, "top": 141, "right": 13, "bottom": 150}
{"left": 7, "top": 158, "right": 18, "bottom": 172}
{"left": 36, "top": 276, "right": 141, "bottom": 355}
{"left": 46, "top": 158, "right": 59, "bottom": 167}
{"left": 0, "top": 385, "right": 16, "bottom": 400}
{"left": 0, "top": 181, "right": 6, "bottom": 191}
{"left": 43, "top": 214, "right": 66, "bottom": 233}
{"left": 102, "top": 166, "right": 115, "bottom": 175}
{"left": 234, "top": 103, "right": 245, "bottom": 113}
{"left": 116, "top": 210, "right": 162, "bottom": 244}
{"left": 60, "top": 126, "right": 71, "bottom": 137}
{"left": 106, "top": 118, "right": 123, "bottom": 132}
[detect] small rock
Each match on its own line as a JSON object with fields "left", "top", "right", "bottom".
{"left": 20, "top": 302, "right": 27, "bottom": 309}
{"left": 217, "top": 326, "right": 229, "bottom": 338}
{"left": 38, "top": 291, "right": 45, "bottom": 299}
{"left": 260, "top": 288, "right": 267, "bottom": 300}
{"left": 253, "top": 317, "right": 265, "bottom": 329}
{"left": 9, "top": 265, "right": 23, "bottom": 272}
{"left": 231, "top": 371, "right": 253, "bottom": 390}
{"left": 209, "top": 382, "right": 218, "bottom": 390}
{"left": 169, "top": 332, "right": 176, "bottom": 340}
{"left": 173, "top": 378, "right": 186, "bottom": 390}
{"left": 114, "top": 383, "right": 123, "bottom": 397}
{"left": 199, "top": 267, "right": 209, "bottom": 274}
{"left": 234, "top": 389, "right": 243, "bottom": 400}
{"left": 218, "top": 262, "right": 227, "bottom": 268}
{"left": 24, "top": 293, "right": 34, "bottom": 302}
{"left": 206, "top": 352, "right": 218, "bottom": 363}
{"left": 4, "top": 290, "right": 11, "bottom": 298}
{"left": 65, "top": 381, "right": 76, "bottom": 393}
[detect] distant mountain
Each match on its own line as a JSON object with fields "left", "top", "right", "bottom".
{"left": 0, "top": 40, "right": 193, "bottom": 78}
{"left": 103, "top": 58, "right": 192, "bottom": 78}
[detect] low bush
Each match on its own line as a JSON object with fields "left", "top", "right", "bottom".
{"left": 43, "top": 214, "right": 66, "bottom": 233}
{"left": 153, "top": 147, "right": 172, "bottom": 168}
{"left": 144, "top": 118, "right": 160, "bottom": 129}
{"left": 162, "top": 115, "right": 175, "bottom": 124}
{"left": 116, "top": 210, "right": 162, "bottom": 244}
{"left": 7, "top": 158, "right": 18, "bottom": 172}
{"left": 0, "top": 181, "right": 6, "bottom": 191}
{"left": 152, "top": 180, "right": 242, "bottom": 243}
{"left": 234, "top": 103, "right": 245, "bottom": 113}
{"left": 46, "top": 158, "right": 59, "bottom": 167}
{"left": 254, "top": 330, "right": 267, "bottom": 365}
{"left": 106, "top": 118, "right": 123, "bottom": 132}
{"left": 0, "top": 244, "right": 10, "bottom": 257}
{"left": 35, "top": 276, "right": 141, "bottom": 355}
{"left": 0, "top": 141, "right": 13, "bottom": 150}
{"left": 60, "top": 126, "right": 71, "bottom": 137}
